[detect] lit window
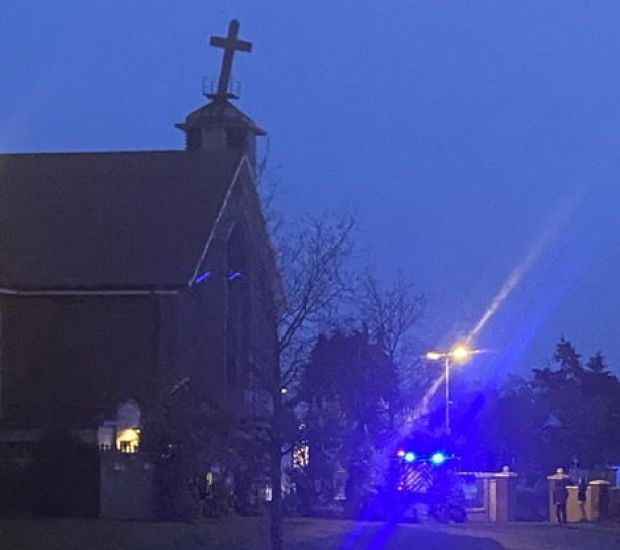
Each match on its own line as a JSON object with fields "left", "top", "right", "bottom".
{"left": 116, "top": 428, "right": 140, "bottom": 453}
{"left": 293, "top": 442, "right": 310, "bottom": 469}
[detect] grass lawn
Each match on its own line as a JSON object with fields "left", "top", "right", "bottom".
{"left": 2, "top": 516, "right": 620, "bottom": 549}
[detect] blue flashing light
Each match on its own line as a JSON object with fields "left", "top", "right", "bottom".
{"left": 227, "top": 271, "right": 243, "bottom": 281}
{"left": 403, "top": 451, "right": 416, "bottom": 463}
{"left": 430, "top": 451, "right": 447, "bottom": 466}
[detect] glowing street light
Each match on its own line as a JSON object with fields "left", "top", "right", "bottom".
{"left": 425, "top": 344, "right": 473, "bottom": 363}
{"left": 425, "top": 343, "right": 477, "bottom": 435}
{"left": 451, "top": 344, "right": 472, "bottom": 362}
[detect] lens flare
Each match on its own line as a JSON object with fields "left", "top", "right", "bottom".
{"left": 406, "top": 186, "right": 587, "bottom": 427}
{"left": 465, "top": 186, "right": 584, "bottom": 343}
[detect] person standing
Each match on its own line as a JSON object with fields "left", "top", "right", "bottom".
{"left": 553, "top": 480, "right": 569, "bottom": 524}
{"left": 578, "top": 477, "right": 588, "bottom": 521}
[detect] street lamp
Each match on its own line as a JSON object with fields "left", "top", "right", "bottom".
{"left": 425, "top": 344, "right": 475, "bottom": 435}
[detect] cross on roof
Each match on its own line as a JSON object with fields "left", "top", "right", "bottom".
{"left": 209, "top": 19, "right": 252, "bottom": 99}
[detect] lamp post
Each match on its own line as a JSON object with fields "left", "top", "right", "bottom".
{"left": 426, "top": 344, "right": 475, "bottom": 435}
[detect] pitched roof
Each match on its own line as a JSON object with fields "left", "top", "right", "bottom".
{"left": 177, "top": 99, "right": 266, "bottom": 135}
{"left": 0, "top": 149, "right": 242, "bottom": 290}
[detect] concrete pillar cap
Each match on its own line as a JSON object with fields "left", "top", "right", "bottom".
{"left": 547, "top": 467, "right": 570, "bottom": 480}
{"left": 497, "top": 465, "right": 518, "bottom": 477}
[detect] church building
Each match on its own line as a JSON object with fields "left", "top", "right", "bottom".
{"left": 0, "top": 20, "right": 279, "bottom": 516}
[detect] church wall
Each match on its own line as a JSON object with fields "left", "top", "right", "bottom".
{"left": 167, "top": 273, "right": 228, "bottom": 405}
{"left": 201, "top": 165, "right": 277, "bottom": 416}
{"left": 0, "top": 157, "right": 279, "bottom": 518}
{"left": 0, "top": 297, "right": 4, "bottom": 419}
{"left": 146, "top": 167, "right": 278, "bottom": 519}
{"left": 163, "top": 164, "right": 277, "bottom": 425}
{"left": 236, "top": 168, "right": 279, "bottom": 414}
{"left": 1, "top": 294, "right": 159, "bottom": 428}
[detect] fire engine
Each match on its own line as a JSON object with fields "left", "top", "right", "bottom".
{"left": 386, "top": 437, "right": 467, "bottom": 523}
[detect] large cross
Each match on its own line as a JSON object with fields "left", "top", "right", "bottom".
{"left": 209, "top": 19, "right": 252, "bottom": 98}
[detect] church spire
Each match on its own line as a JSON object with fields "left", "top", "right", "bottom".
{"left": 207, "top": 19, "right": 252, "bottom": 100}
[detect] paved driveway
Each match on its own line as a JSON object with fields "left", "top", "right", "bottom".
{"left": 316, "top": 520, "right": 620, "bottom": 550}
{"left": 3, "top": 517, "right": 620, "bottom": 549}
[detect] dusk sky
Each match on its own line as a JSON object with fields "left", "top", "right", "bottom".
{"left": 2, "top": 1, "right": 619, "bottom": 381}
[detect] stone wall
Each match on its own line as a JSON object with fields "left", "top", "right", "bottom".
{"left": 100, "top": 449, "right": 157, "bottom": 520}
{"left": 459, "top": 468, "right": 518, "bottom": 522}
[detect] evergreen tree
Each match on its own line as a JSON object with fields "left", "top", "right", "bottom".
{"left": 297, "top": 331, "right": 399, "bottom": 507}
{"left": 481, "top": 338, "right": 620, "bottom": 472}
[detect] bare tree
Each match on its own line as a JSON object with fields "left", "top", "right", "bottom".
{"left": 357, "top": 272, "right": 426, "bottom": 363}
{"left": 248, "top": 214, "right": 355, "bottom": 550}
{"left": 278, "top": 216, "right": 355, "bottom": 383}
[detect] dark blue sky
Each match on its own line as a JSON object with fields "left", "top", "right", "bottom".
{"left": 2, "top": 2, "right": 619, "bottom": 379}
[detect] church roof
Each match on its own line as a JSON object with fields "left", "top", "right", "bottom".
{"left": 178, "top": 99, "right": 266, "bottom": 135}
{"left": 0, "top": 150, "right": 243, "bottom": 290}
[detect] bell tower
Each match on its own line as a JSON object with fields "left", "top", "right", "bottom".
{"left": 176, "top": 20, "right": 265, "bottom": 167}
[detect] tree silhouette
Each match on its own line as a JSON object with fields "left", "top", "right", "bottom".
{"left": 482, "top": 338, "right": 620, "bottom": 472}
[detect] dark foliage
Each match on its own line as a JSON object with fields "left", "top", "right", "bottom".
{"left": 301, "top": 331, "right": 399, "bottom": 428}
{"left": 295, "top": 331, "right": 400, "bottom": 510}
{"left": 479, "top": 338, "right": 620, "bottom": 473}
{"left": 26, "top": 429, "right": 99, "bottom": 517}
